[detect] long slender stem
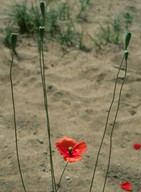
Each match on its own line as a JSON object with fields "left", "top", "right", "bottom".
{"left": 102, "top": 58, "right": 128, "bottom": 192}
{"left": 10, "top": 52, "right": 27, "bottom": 192}
{"left": 89, "top": 55, "right": 124, "bottom": 192}
{"left": 56, "top": 162, "right": 68, "bottom": 192}
{"left": 39, "top": 33, "right": 56, "bottom": 192}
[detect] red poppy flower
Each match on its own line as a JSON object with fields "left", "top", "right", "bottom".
{"left": 120, "top": 181, "right": 132, "bottom": 191}
{"left": 56, "top": 137, "right": 87, "bottom": 162}
{"left": 133, "top": 143, "right": 141, "bottom": 150}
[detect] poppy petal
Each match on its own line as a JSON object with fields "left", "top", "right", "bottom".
{"left": 64, "top": 155, "right": 82, "bottom": 162}
{"left": 120, "top": 182, "right": 132, "bottom": 191}
{"left": 73, "top": 142, "right": 87, "bottom": 155}
{"left": 56, "top": 137, "right": 77, "bottom": 155}
{"left": 133, "top": 143, "right": 141, "bottom": 150}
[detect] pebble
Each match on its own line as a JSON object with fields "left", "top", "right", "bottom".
{"left": 66, "top": 176, "right": 71, "bottom": 180}
{"left": 37, "top": 139, "right": 44, "bottom": 144}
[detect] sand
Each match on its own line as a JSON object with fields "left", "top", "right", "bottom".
{"left": 0, "top": 0, "right": 141, "bottom": 192}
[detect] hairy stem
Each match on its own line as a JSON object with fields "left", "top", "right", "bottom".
{"left": 89, "top": 55, "right": 124, "bottom": 192}
{"left": 56, "top": 162, "right": 68, "bottom": 192}
{"left": 39, "top": 31, "right": 56, "bottom": 192}
{"left": 10, "top": 51, "right": 27, "bottom": 192}
{"left": 102, "top": 57, "right": 128, "bottom": 192}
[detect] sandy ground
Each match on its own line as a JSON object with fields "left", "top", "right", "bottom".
{"left": 0, "top": 0, "right": 141, "bottom": 192}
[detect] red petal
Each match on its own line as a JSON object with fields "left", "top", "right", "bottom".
{"left": 120, "top": 182, "right": 132, "bottom": 191}
{"left": 56, "top": 137, "right": 77, "bottom": 156}
{"left": 64, "top": 155, "right": 82, "bottom": 162}
{"left": 73, "top": 142, "right": 87, "bottom": 155}
{"left": 133, "top": 143, "right": 141, "bottom": 150}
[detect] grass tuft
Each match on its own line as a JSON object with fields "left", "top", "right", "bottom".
{"left": 89, "top": 13, "right": 133, "bottom": 50}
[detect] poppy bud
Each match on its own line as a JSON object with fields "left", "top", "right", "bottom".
{"left": 11, "top": 33, "right": 17, "bottom": 53}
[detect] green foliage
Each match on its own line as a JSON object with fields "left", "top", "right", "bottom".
{"left": 123, "top": 12, "right": 134, "bottom": 30}
{"left": 46, "top": 10, "right": 60, "bottom": 37}
{"left": 30, "top": 4, "right": 42, "bottom": 31}
{"left": 3, "top": 24, "right": 14, "bottom": 48}
{"left": 57, "top": 21, "right": 85, "bottom": 50}
{"left": 57, "top": 21, "right": 76, "bottom": 46}
{"left": 90, "top": 13, "right": 133, "bottom": 50}
{"left": 4, "top": 1, "right": 134, "bottom": 52}
{"left": 4, "top": 0, "right": 88, "bottom": 50}
{"left": 111, "top": 16, "right": 122, "bottom": 44}
{"left": 10, "top": 2, "right": 35, "bottom": 34}
{"left": 78, "top": 0, "right": 91, "bottom": 17}
{"left": 57, "top": 3, "right": 70, "bottom": 20}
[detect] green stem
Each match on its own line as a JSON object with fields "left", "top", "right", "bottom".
{"left": 39, "top": 35, "right": 56, "bottom": 192}
{"left": 10, "top": 52, "right": 27, "bottom": 192}
{"left": 89, "top": 55, "right": 124, "bottom": 192}
{"left": 56, "top": 162, "right": 68, "bottom": 191}
{"left": 101, "top": 57, "right": 128, "bottom": 192}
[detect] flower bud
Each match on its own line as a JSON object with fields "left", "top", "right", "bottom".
{"left": 11, "top": 33, "right": 17, "bottom": 53}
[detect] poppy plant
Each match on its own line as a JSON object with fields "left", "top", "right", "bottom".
{"left": 120, "top": 181, "right": 132, "bottom": 191}
{"left": 56, "top": 137, "right": 87, "bottom": 162}
{"left": 133, "top": 143, "right": 141, "bottom": 150}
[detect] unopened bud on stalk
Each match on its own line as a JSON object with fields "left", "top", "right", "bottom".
{"left": 11, "top": 33, "right": 17, "bottom": 53}
{"left": 40, "top": 1, "right": 46, "bottom": 19}
{"left": 125, "top": 32, "right": 131, "bottom": 50}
